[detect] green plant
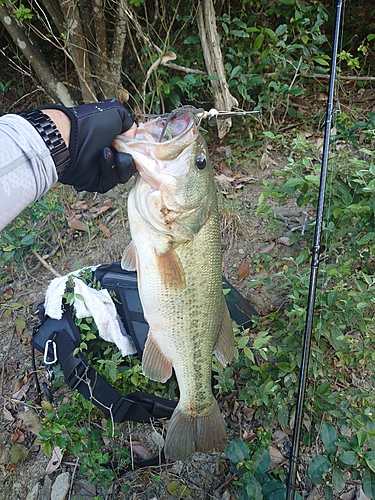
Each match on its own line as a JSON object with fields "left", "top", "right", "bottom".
{"left": 225, "top": 432, "right": 304, "bottom": 500}
{"left": 308, "top": 419, "right": 375, "bottom": 498}
{"left": 0, "top": 79, "right": 12, "bottom": 100}
{"left": 0, "top": 189, "right": 65, "bottom": 284}
{"left": 214, "top": 118, "right": 375, "bottom": 499}
{"left": 218, "top": 0, "right": 329, "bottom": 125}
{"left": 36, "top": 394, "right": 130, "bottom": 488}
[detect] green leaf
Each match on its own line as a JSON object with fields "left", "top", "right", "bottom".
{"left": 237, "top": 336, "right": 249, "bottom": 348}
{"left": 307, "top": 455, "right": 331, "bottom": 484}
{"left": 338, "top": 450, "right": 359, "bottom": 466}
{"left": 230, "top": 65, "right": 242, "bottom": 79}
{"left": 184, "top": 74, "right": 196, "bottom": 85}
{"left": 253, "top": 448, "right": 271, "bottom": 475}
{"left": 253, "top": 336, "right": 270, "bottom": 349}
{"left": 262, "top": 477, "right": 286, "bottom": 498}
{"left": 332, "top": 465, "right": 345, "bottom": 494}
{"left": 363, "top": 469, "right": 375, "bottom": 499}
{"left": 284, "top": 177, "right": 304, "bottom": 188}
{"left": 320, "top": 422, "right": 338, "bottom": 454}
{"left": 240, "top": 472, "right": 263, "bottom": 500}
{"left": 253, "top": 33, "right": 264, "bottom": 51}
{"left": 357, "top": 429, "right": 367, "bottom": 448}
{"left": 166, "top": 480, "right": 190, "bottom": 496}
{"left": 14, "top": 315, "right": 26, "bottom": 330}
{"left": 225, "top": 439, "right": 250, "bottom": 463}
{"left": 317, "top": 381, "right": 331, "bottom": 395}
{"left": 243, "top": 347, "right": 255, "bottom": 362}
{"left": 184, "top": 36, "right": 200, "bottom": 44}
{"left": 275, "top": 24, "right": 287, "bottom": 37}
{"left": 304, "top": 174, "right": 320, "bottom": 185}
{"left": 365, "top": 452, "right": 375, "bottom": 473}
{"left": 230, "top": 30, "right": 249, "bottom": 38}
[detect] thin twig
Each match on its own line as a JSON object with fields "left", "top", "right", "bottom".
{"left": 67, "top": 457, "right": 80, "bottom": 500}
{"left": 31, "top": 249, "right": 62, "bottom": 278}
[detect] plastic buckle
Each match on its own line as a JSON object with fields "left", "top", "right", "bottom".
{"left": 44, "top": 339, "right": 57, "bottom": 365}
{"left": 66, "top": 360, "right": 88, "bottom": 391}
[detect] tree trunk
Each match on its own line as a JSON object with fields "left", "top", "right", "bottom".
{"left": 58, "top": 0, "right": 96, "bottom": 102}
{"left": 0, "top": 3, "right": 74, "bottom": 106}
{"left": 197, "top": 0, "right": 238, "bottom": 138}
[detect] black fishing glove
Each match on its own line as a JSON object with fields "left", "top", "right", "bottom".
{"left": 44, "top": 99, "right": 137, "bottom": 193}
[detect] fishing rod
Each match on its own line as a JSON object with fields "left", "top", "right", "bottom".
{"left": 285, "top": 0, "right": 344, "bottom": 498}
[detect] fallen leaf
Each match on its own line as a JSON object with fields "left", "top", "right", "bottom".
{"left": 3, "top": 408, "right": 14, "bottom": 421}
{"left": 11, "top": 428, "right": 25, "bottom": 443}
{"left": 72, "top": 200, "right": 89, "bottom": 210}
{"left": 4, "top": 287, "right": 14, "bottom": 298}
{"left": 98, "top": 222, "right": 110, "bottom": 238}
{"left": 272, "top": 429, "right": 287, "bottom": 443}
{"left": 129, "top": 441, "right": 151, "bottom": 460}
{"left": 10, "top": 443, "right": 29, "bottom": 464}
{"left": 260, "top": 151, "right": 270, "bottom": 170}
{"left": 278, "top": 236, "right": 291, "bottom": 246}
{"left": 151, "top": 430, "right": 165, "bottom": 448}
{"left": 12, "top": 381, "right": 31, "bottom": 400}
{"left": 269, "top": 445, "right": 285, "bottom": 468}
{"left": 237, "top": 260, "right": 249, "bottom": 282}
{"left": 21, "top": 407, "right": 42, "bottom": 435}
{"left": 45, "top": 445, "right": 63, "bottom": 474}
{"left": 217, "top": 161, "right": 235, "bottom": 176}
{"left": 92, "top": 201, "right": 113, "bottom": 217}
{"left": 259, "top": 242, "right": 276, "bottom": 254}
{"left": 67, "top": 217, "right": 89, "bottom": 232}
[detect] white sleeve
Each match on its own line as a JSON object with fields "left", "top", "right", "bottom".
{"left": 0, "top": 114, "right": 58, "bottom": 231}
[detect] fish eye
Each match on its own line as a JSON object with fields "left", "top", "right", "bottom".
{"left": 196, "top": 155, "right": 206, "bottom": 170}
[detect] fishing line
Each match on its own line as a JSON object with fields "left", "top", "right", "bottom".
{"left": 285, "top": 1, "right": 345, "bottom": 498}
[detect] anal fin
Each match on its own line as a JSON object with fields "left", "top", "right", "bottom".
{"left": 142, "top": 334, "right": 173, "bottom": 383}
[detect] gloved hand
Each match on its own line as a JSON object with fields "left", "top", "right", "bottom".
{"left": 44, "top": 99, "right": 137, "bottom": 193}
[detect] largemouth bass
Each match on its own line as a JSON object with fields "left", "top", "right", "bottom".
{"left": 113, "top": 108, "right": 234, "bottom": 460}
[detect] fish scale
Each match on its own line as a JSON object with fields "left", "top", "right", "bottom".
{"left": 113, "top": 109, "right": 234, "bottom": 460}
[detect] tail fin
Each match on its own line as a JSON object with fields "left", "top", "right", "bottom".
{"left": 164, "top": 398, "right": 227, "bottom": 460}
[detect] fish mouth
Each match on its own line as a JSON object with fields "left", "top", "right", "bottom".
{"left": 112, "top": 107, "right": 203, "bottom": 187}
{"left": 155, "top": 108, "right": 201, "bottom": 143}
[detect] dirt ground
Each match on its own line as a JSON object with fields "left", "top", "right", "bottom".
{"left": 1, "top": 86, "right": 374, "bottom": 499}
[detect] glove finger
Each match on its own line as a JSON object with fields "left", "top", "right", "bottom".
{"left": 101, "top": 147, "right": 116, "bottom": 168}
{"left": 98, "top": 147, "right": 120, "bottom": 193}
{"left": 115, "top": 152, "right": 137, "bottom": 183}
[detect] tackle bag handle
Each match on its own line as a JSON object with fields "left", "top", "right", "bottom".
{"left": 32, "top": 304, "right": 176, "bottom": 424}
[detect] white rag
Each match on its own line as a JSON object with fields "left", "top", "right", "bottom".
{"left": 44, "top": 268, "right": 137, "bottom": 356}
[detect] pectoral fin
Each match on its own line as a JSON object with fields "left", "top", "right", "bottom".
{"left": 121, "top": 241, "right": 138, "bottom": 271}
{"left": 155, "top": 246, "right": 185, "bottom": 290}
{"left": 214, "top": 297, "right": 234, "bottom": 367}
{"left": 142, "top": 334, "right": 173, "bottom": 383}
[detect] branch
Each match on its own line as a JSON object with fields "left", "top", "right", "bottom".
{"left": 197, "top": 0, "right": 238, "bottom": 138}
{"left": 0, "top": 3, "right": 74, "bottom": 105}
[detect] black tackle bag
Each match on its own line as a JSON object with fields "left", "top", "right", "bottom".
{"left": 31, "top": 262, "right": 258, "bottom": 459}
